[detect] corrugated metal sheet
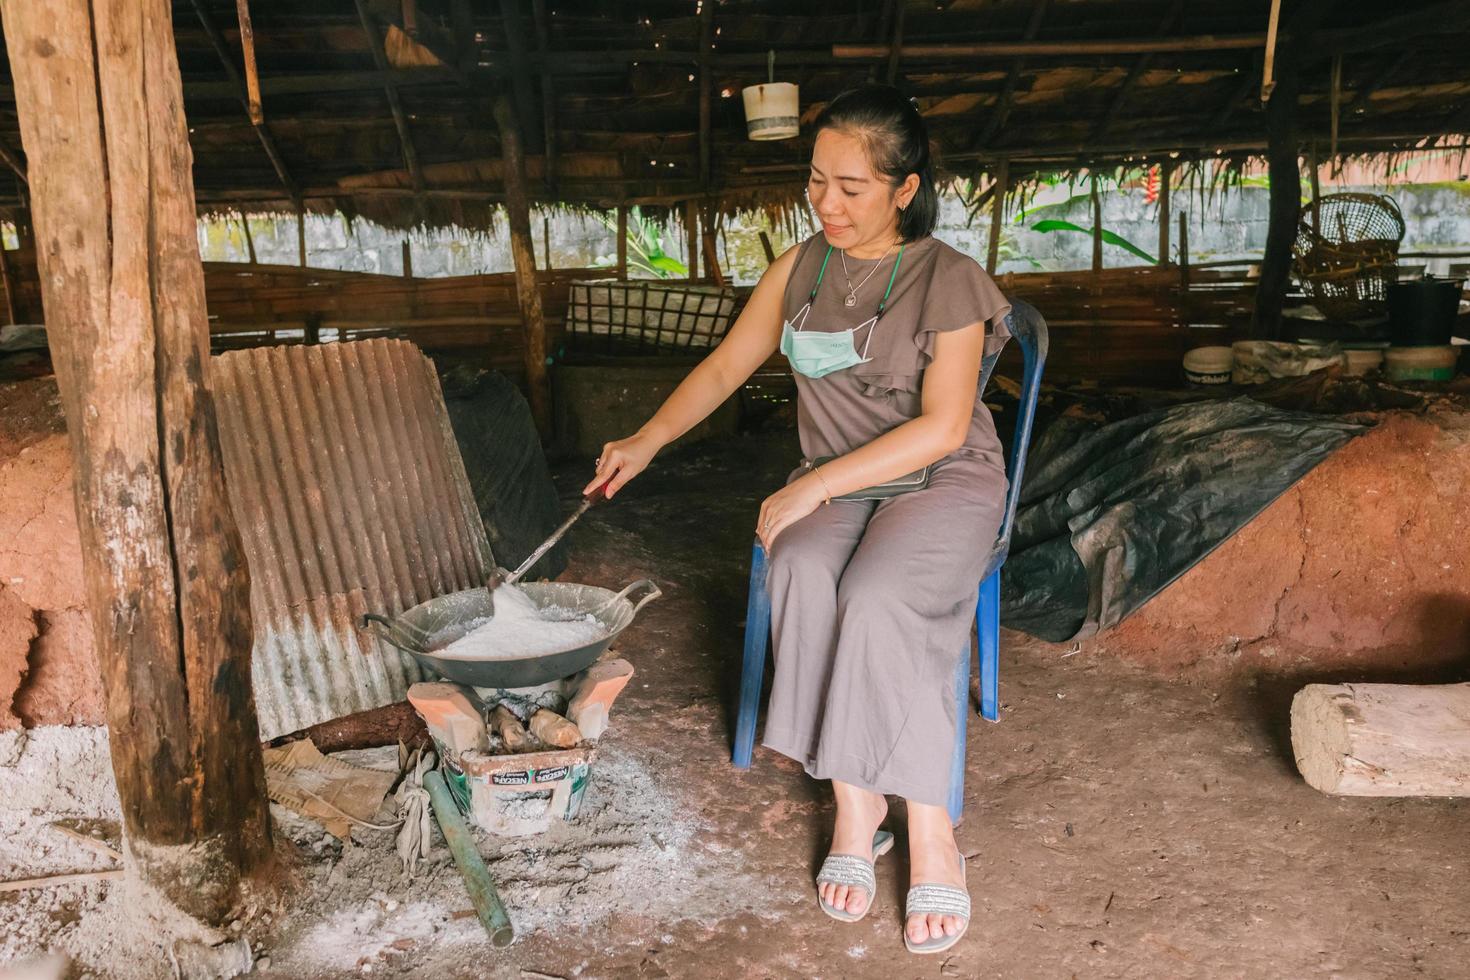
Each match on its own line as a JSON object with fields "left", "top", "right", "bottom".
{"left": 214, "top": 339, "right": 495, "bottom": 739}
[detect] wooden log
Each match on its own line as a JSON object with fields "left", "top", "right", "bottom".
{"left": 2, "top": 0, "right": 271, "bottom": 922}
{"left": 529, "top": 708, "right": 581, "bottom": 748}
{"left": 0, "top": 869, "right": 124, "bottom": 893}
{"left": 1291, "top": 683, "right": 1470, "bottom": 796}
{"left": 493, "top": 94, "right": 551, "bottom": 437}
{"left": 758, "top": 230, "right": 776, "bottom": 265}
{"left": 233, "top": 0, "right": 263, "bottom": 125}
{"left": 490, "top": 705, "right": 535, "bottom": 753}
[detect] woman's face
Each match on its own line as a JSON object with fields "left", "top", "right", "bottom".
{"left": 807, "top": 127, "right": 914, "bottom": 252}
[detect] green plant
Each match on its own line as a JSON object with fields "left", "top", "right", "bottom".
{"left": 592, "top": 206, "right": 688, "bottom": 278}
{"left": 1029, "top": 219, "right": 1159, "bottom": 265}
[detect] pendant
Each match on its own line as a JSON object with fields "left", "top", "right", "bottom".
{"left": 844, "top": 294, "right": 857, "bottom": 307}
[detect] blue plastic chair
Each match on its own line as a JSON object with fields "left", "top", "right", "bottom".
{"left": 731, "top": 299, "right": 1049, "bottom": 824}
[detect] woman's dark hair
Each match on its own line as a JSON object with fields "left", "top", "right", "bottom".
{"left": 812, "top": 84, "right": 938, "bottom": 241}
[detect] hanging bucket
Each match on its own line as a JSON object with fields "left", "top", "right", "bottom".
{"left": 742, "top": 82, "right": 799, "bottom": 141}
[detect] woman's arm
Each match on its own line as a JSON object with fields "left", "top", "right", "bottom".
{"left": 585, "top": 244, "right": 801, "bottom": 497}
{"left": 757, "top": 320, "right": 984, "bottom": 549}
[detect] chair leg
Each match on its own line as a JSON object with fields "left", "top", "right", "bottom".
{"left": 732, "top": 541, "right": 771, "bottom": 768}
{"left": 946, "top": 644, "right": 970, "bottom": 825}
{"left": 978, "top": 568, "right": 1001, "bottom": 722}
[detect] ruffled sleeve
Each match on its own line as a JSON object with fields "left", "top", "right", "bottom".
{"left": 915, "top": 248, "right": 1012, "bottom": 364}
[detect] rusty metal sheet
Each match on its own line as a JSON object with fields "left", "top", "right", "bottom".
{"left": 213, "top": 339, "right": 494, "bottom": 739}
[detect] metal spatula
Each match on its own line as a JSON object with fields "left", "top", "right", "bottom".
{"left": 483, "top": 477, "right": 613, "bottom": 612}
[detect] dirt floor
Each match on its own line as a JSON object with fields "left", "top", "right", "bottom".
{"left": 3, "top": 426, "right": 1468, "bottom": 979}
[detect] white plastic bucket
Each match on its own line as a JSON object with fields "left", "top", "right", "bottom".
{"left": 1182, "top": 346, "right": 1233, "bottom": 385}
{"left": 742, "top": 83, "right": 799, "bottom": 141}
{"left": 1384, "top": 345, "right": 1458, "bottom": 382}
{"left": 1343, "top": 348, "right": 1385, "bottom": 376}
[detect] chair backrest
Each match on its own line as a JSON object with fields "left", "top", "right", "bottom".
{"left": 980, "top": 299, "right": 1049, "bottom": 566}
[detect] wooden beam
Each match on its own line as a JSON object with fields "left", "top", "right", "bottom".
{"left": 868, "top": 0, "right": 896, "bottom": 84}
{"left": 697, "top": 0, "right": 714, "bottom": 192}
{"left": 1089, "top": 0, "right": 1185, "bottom": 143}
{"left": 532, "top": 0, "right": 558, "bottom": 195}
{"left": 973, "top": 0, "right": 1049, "bottom": 150}
{"left": 492, "top": 95, "right": 550, "bottom": 436}
{"left": 1318, "top": 2, "right": 1470, "bottom": 56}
{"left": 233, "top": 0, "right": 263, "bottom": 125}
{"left": 986, "top": 159, "right": 1008, "bottom": 274}
{"left": 499, "top": 0, "right": 542, "bottom": 157}
{"left": 297, "top": 204, "right": 307, "bottom": 267}
{"left": 2, "top": 0, "right": 271, "bottom": 922}
{"left": 0, "top": 241, "right": 16, "bottom": 325}
{"left": 187, "top": 0, "right": 299, "bottom": 201}
{"left": 353, "top": 0, "right": 428, "bottom": 207}
{"left": 835, "top": 33, "right": 1268, "bottom": 61}
{"left": 402, "top": 239, "right": 413, "bottom": 277}
{"left": 1208, "top": 57, "right": 1262, "bottom": 133}
{"left": 616, "top": 204, "right": 628, "bottom": 279}
{"left": 885, "top": 1, "right": 907, "bottom": 86}
{"left": 1178, "top": 213, "right": 1189, "bottom": 328}
{"left": 1292, "top": 683, "right": 1470, "bottom": 796}
{"left": 758, "top": 229, "right": 776, "bottom": 265}
{"left": 0, "top": 140, "right": 27, "bottom": 185}
{"left": 1343, "top": 49, "right": 1411, "bottom": 113}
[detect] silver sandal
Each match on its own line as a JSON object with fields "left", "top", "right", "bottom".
{"left": 904, "top": 852, "right": 970, "bottom": 954}
{"left": 815, "top": 830, "right": 895, "bottom": 922}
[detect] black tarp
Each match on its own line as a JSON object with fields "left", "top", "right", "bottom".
{"left": 1000, "top": 397, "right": 1368, "bottom": 642}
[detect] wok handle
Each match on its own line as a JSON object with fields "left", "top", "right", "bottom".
{"left": 361, "top": 612, "right": 433, "bottom": 653}
{"left": 604, "top": 578, "right": 662, "bottom": 619}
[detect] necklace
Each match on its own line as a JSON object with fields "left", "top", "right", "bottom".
{"left": 839, "top": 242, "right": 897, "bottom": 308}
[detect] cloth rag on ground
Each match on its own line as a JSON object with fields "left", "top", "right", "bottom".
{"left": 261, "top": 738, "right": 397, "bottom": 840}
{"left": 1000, "top": 397, "right": 1368, "bottom": 642}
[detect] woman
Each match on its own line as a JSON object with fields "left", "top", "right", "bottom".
{"left": 585, "top": 85, "right": 1010, "bottom": 954}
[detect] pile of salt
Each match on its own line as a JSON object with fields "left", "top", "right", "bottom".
{"left": 437, "top": 585, "right": 605, "bottom": 660}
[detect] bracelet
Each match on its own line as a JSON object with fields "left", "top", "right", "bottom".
{"left": 812, "top": 466, "right": 834, "bottom": 505}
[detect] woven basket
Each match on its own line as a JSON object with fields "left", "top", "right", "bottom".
{"left": 1292, "top": 193, "right": 1405, "bottom": 321}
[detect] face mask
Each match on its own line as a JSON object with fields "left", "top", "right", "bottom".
{"left": 782, "top": 244, "right": 905, "bottom": 381}
{"left": 781, "top": 305, "right": 876, "bottom": 379}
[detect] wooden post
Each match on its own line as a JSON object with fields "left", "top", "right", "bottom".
{"left": 493, "top": 95, "right": 551, "bottom": 436}
{"left": 1178, "top": 212, "right": 1190, "bottom": 328}
{"left": 616, "top": 205, "right": 629, "bottom": 279}
{"left": 986, "top": 159, "right": 1009, "bottom": 274}
{"left": 701, "top": 205, "right": 725, "bottom": 287}
{"left": 1157, "top": 160, "right": 1172, "bottom": 265}
{"left": 401, "top": 239, "right": 413, "bottom": 278}
{"left": 698, "top": 0, "right": 714, "bottom": 192}
{"left": 1, "top": 0, "right": 270, "bottom": 922}
{"left": 543, "top": 214, "right": 552, "bottom": 269}
{"left": 759, "top": 230, "right": 777, "bottom": 265}
{"left": 1091, "top": 171, "right": 1104, "bottom": 272}
{"left": 531, "top": 0, "right": 558, "bottom": 196}
{"left": 1253, "top": 0, "right": 1333, "bottom": 339}
{"left": 305, "top": 313, "right": 322, "bottom": 345}
{"left": 297, "top": 205, "right": 307, "bottom": 267}
{"left": 239, "top": 210, "right": 258, "bottom": 264}
{"left": 0, "top": 244, "right": 15, "bottom": 326}
{"left": 685, "top": 200, "right": 699, "bottom": 281}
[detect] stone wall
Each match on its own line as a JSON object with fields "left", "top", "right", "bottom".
{"left": 197, "top": 181, "right": 1470, "bottom": 285}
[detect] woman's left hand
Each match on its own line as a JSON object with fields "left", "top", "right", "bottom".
{"left": 757, "top": 475, "right": 828, "bottom": 551}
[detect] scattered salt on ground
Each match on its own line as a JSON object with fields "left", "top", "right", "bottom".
{"left": 2, "top": 729, "right": 768, "bottom": 979}
{"left": 437, "top": 584, "right": 605, "bottom": 660}
{"left": 0, "top": 727, "right": 222, "bottom": 980}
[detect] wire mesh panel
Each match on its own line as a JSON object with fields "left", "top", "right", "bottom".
{"left": 565, "top": 279, "right": 737, "bottom": 355}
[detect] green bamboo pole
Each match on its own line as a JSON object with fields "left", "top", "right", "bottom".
{"left": 424, "top": 770, "right": 515, "bottom": 948}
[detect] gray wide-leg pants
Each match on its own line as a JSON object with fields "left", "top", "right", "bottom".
{"left": 760, "top": 454, "right": 1005, "bottom": 807}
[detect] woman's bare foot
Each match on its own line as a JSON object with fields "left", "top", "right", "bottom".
{"left": 817, "top": 780, "right": 889, "bottom": 917}
{"left": 905, "top": 801, "right": 967, "bottom": 945}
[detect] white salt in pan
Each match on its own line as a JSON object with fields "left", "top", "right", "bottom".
{"left": 436, "top": 583, "right": 606, "bottom": 660}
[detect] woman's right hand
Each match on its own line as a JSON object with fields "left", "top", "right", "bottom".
{"left": 584, "top": 431, "right": 660, "bottom": 499}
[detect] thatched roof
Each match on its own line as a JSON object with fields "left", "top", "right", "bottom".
{"left": 1, "top": 0, "right": 1468, "bottom": 230}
